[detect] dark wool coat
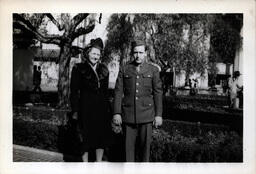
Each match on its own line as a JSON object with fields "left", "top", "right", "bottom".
{"left": 70, "top": 61, "right": 112, "bottom": 151}
{"left": 113, "top": 61, "right": 163, "bottom": 124}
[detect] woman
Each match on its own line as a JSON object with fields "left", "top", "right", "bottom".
{"left": 70, "top": 38, "right": 112, "bottom": 162}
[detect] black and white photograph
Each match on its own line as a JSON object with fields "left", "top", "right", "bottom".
{"left": 12, "top": 12, "right": 244, "bottom": 162}
{"left": 0, "top": 0, "right": 255, "bottom": 174}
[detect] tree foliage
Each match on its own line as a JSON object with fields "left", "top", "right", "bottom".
{"left": 135, "top": 14, "right": 210, "bottom": 78}
{"left": 104, "top": 14, "right": 134, "bottom": 65}
{"left": 105, "top": 14, "right": 211, "bottom": 80}
{"left": 105, "top": 14, "right": 242, "bottom": 80}
{"left": 209, "top": 14, "right": 243, "bottom": 64}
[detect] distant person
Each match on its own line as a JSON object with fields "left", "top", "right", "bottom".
{"left": 222, "top": 77, "right": 230, "bottom": 94}
{"left": 113, "top": 39, "right": 163, "bottom": 162}
{"left": 33, "top": 65, "right": 42, "bottom": 92}
{"left": 33, "top": 65, "right": 37, "bottom": 85}
{"left": 190, "top": 78, "right": 198, "bottom": 95}
{"left": 160, "top": 57, "right": 171, "bottom": 96}
{"left": 194, "top": 79, "right": 197, "bottom": 88}
{"left": 228, "top": 71, "right": 243, "bottom": 108}
{"left": 189, "top": 79, "right": 192, "bottom": 88}
{"left": 70, "top": 38, "right": 112, "bottom": 162}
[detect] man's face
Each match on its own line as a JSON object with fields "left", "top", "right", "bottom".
{"left": 133, "top": 45, "right": 146, "bottom": 64}
{"left": 88, "top": 47, "right": 101, "bottom": 65}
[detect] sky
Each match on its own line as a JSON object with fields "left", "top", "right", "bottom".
{"left": 85, "top": 13, "right": 112, "bottom": 45}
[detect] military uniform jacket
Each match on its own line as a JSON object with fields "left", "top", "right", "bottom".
{"left": 113, "top": 61, "right": 163, "bottom": 124}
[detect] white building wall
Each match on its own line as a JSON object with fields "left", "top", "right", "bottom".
{"left": 175, "top": 71, "right": 186, "bottom": 87}
{"left": 33, "top": 61, "right": 59, "bottom": 91}
{"left": 216, "top": 63, "right": 226, "bottom": 74}
{"left": 174, "top": 71, "right": 208, "bottom": 89}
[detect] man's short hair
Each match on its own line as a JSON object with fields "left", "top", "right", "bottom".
{"left": 131, "top": 40, "right": 146, "bottom": 48}
{"left": 131, "top": 39, "right": 147, "bottom": 54}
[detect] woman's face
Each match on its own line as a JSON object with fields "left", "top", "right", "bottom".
{"left": 88, "top": 47, "right": 101, "bottom": 66}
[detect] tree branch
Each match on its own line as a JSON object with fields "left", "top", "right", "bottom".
{"left": 71, "top": 13, "right": 90, "bottom": 30}
{"left": 194, "top": 33, "right": 207, "bottom": 43}
{"left": 13, "top": 13, "right": 61, "bottom": 45}
{"left": 71, "top": 23, "right": 95, "bottom": 41}
{"left": 13, "top": 14, "right": 37, "bottom": 31}
{"left": 99, "top": 13, "right": 102, "bottom": 24}
{"left": 71, "top": 46, "right": 84, "bottom": 57}
{"left": 45, "top": 13, "right": 64, "bottom": 31}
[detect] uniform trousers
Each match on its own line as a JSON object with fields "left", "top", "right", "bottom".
{"left": 124, "top": 122, "right": 152, "bottom": 162}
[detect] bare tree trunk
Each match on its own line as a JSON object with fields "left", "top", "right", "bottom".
{"left": 185, "top": 24, "right": 193, "bottom": 84}
{"left": 58, "top": 45, "right": 71, "bottom": 108}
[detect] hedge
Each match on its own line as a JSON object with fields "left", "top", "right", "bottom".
{"left": 151, "top": 122, "right": 242, "bottom": 162}
{"left": 13, "top": 108, "right": 242, "bottom": 162}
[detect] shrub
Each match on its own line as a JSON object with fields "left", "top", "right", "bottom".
{"left": 13, "top": 106, "right": 242, "bottom": 162}
{"left": 150, "top": 124, "right": 242, "bottom": 162}
{"left": 13, "top": 118, "right": 59, "bottom": 152}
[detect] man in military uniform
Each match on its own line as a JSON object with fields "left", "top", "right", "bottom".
{"left": 113, "top": 40, "right": 163, "bottom": 162}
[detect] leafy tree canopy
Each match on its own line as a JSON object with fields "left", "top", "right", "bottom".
{"left": 105, "top": 14, "right": 242, "bottom": 78}
{"left": 209, "top": 14, "right": 243, "bottom": 64}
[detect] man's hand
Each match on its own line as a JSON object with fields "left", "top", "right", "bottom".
{"left": 72, "top": 112, "right": 78, "bottom": 120}
{"left": 113, "top": 114, "right": 122, "bottom": 125}
{"left": 153, "top": 116, "right": 162, "bottom": 128}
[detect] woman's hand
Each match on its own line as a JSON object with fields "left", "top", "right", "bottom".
{"left": 72, "top": 112, "right": 78, "bottom": 120}
{"left": 113, "top": 114, "right": 122, "bottom": 125}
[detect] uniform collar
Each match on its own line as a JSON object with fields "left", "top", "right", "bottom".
{"left": 130, "top": 61, "right": 148, "bottom": 74}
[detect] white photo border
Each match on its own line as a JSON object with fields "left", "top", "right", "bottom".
{"left": 0, "top": 0, "right": 255, "bottom": 174}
